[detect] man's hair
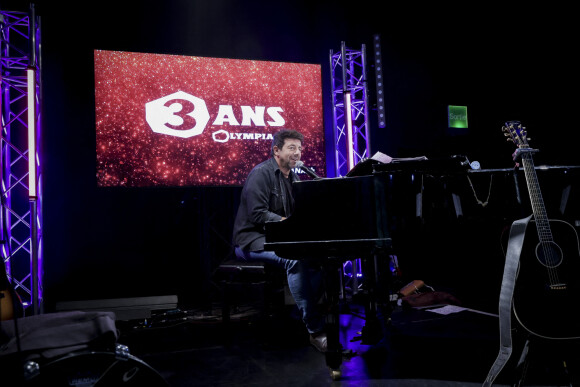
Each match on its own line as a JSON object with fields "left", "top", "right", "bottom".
{"left": 271, "top": 129, "right": 304, "bottom": 156}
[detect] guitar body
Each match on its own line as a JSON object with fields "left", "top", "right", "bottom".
{"left": 513, "top": 219, "right": 580, "bottom": 339}
{"left": 1, "top": 264, "right": 21, "bottom": 321}
{"left": 1, "top": 288, "right": 15, "bottom": 321}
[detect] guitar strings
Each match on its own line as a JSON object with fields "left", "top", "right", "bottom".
{"left": 521, "top": 153, "right": 560, "bottom": 287}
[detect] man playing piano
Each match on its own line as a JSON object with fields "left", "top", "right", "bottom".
{"left": 232, "top": 129, "right": 327, "bottom": 352}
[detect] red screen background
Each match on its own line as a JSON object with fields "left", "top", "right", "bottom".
{"left": 94, "top": 50, "right": 325, "bottom": 187}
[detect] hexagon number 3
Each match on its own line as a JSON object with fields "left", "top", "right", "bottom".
{"left": 145, "top": 91, "right": 210, "bottom": 138}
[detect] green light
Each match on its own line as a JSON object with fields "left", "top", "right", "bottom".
{"left": 448, "top": 105, "right": 468, "bottom": 128}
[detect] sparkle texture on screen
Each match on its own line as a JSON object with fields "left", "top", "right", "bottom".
{"left": 94, "top": 50, "right": 325, "bottom": 187}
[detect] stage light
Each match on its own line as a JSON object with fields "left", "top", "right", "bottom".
{"left": 27, "top": 67, "right": 37, "bottom": 199}
{"left": 373, "top": 35, "right": 386, "bottom": 128}
{"left": 345, "top": 91, "right": 355, "bottom": 170}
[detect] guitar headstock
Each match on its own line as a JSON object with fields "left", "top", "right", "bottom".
{"left": 502, "top": 120, "right": 530, "bottom": 149}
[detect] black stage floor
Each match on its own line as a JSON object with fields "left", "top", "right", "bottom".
{"left": 116, "top": 298, "right": 580, "bottom": 387}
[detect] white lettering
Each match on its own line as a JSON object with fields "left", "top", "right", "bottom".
{"left": 213, "top": 105, "right": 285, "bottom": 127}
{"left": 241, "top": 106, "right": 266, "bottom": 126}
{"left": 267, "top": 107, "right": 285, "bottom": 126}
{"left": 149, "top": 93, "right": 287, "bottom": 136}
{"left": 213, "top": 105, "right": 240, "bottom": 126}
{"left": 212, "top": 129, "right": 230, "bottom": 143}
{"left": 211, "top": 131, "right": 274, "bottom": 143}
{"left": 450, "top": 113, "right": 466, "bottom": 121}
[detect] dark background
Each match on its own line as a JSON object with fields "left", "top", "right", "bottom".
{"left": 2, "top": 1, "right": 578, "bottom": 312}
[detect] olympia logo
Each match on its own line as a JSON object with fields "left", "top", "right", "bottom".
{"left": 145, "top": 91, "right": 285, "bottom": 141}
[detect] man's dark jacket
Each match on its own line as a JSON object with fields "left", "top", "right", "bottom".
{"left": 233, "top": 157, "right": 299, "bottom": 251}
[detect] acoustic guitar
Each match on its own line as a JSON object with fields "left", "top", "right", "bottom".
{"left": 504, "top": 121, "right": 580, "bottom": 339}
{"left": 1, "top": 289, "right": 15, "bottom": 321}
{"left": 0, "top": 261, "right": 14, "bottom": 321}
{"left": 1, "top": 260, "right": 20, "bottom": 321}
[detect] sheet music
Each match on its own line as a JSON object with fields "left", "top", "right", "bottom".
{"left": 371, "top": 151, "right": 428, "bottom": 164}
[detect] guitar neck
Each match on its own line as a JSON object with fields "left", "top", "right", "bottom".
{"left": 520, "top": 151, "right": 553, "bottom": 243}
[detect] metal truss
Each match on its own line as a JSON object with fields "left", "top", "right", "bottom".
{"left": 328, "top": 42, "right": 373, "bottom": 294}
{"left": 1, "top": 5, "right": 43, "bottom": 314}
{"left": 329, "top": 41, "right": 371, "bottom": 177}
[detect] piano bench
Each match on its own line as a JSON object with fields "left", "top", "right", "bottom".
{"left": 215, "top": 259, "right": 286, "bottom": 328}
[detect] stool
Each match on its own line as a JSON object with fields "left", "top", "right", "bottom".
{"left": 217, "top": 259, "right": 265, "bottom": 324}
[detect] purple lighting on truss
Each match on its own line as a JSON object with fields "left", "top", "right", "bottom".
{"left": 0, "top": 4, "right": 43, "bottom": 313}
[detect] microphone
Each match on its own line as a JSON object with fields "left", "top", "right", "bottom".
{"left": 295, "top": 161, "right": 320, "bottom": 179}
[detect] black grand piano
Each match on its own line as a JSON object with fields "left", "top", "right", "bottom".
{"left": 264, "top": 156, "right": 470, "bottom": 260}
{"left": 263, "top": 157, "right": 473, "bottom": 377}
{"left": 265, "top": 173, "right": 392, "bottom": 258}
{"left": 264, "top": 172, "right": 394, "bottom": 378}
{"left": 264, "top": 156, "right": 580, "bottom": 378}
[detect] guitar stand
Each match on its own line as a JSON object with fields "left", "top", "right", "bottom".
{"left": 511, "top": 335, "right": 576, "bottom": 387}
